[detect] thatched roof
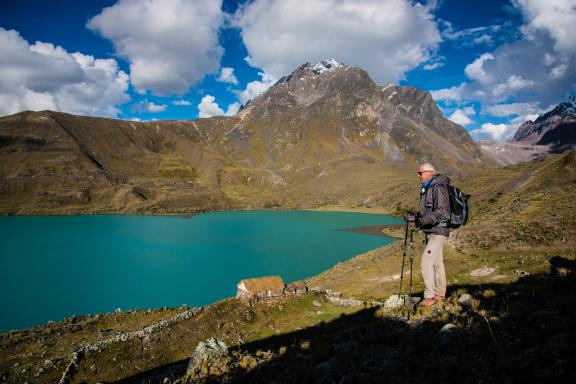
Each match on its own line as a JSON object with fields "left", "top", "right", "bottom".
{"left": 237, "top": 275, "right": 285, "bottom": 293}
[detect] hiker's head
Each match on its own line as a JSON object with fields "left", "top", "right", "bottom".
{"left": 418, "top": 163, "right": 435, "bottom": 183}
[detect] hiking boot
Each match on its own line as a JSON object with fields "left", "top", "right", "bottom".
{"left": 435, "top": 295, "right": 446, "bottom": 301}
{"left": 420, "top": 298, "right": 436, "bottom": 306}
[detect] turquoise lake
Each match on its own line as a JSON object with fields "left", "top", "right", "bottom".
{"left": 0, "top": 211, "right": 401, "bottom": 332}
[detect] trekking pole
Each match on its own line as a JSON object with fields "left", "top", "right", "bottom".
{"left": 408, "top": 226, "right": 414, "bottom": 320}
{"left": 398, "top": 221, "right": 409, "bottom": 297}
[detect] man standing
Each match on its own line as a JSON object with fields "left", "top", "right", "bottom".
{"left": 416, "top": 163, "right": 450, "bottom": 306}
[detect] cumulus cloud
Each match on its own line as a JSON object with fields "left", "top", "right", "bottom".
{"left": 88, "top": 0, "right": 224, "bottom": 96}
{"left": 0, "top": 28, "right": 129, "bottom": 117}
{"left": 430, "top": 83, "right": 466, "bottom": 103}
{"left": 448, "top": 108, "right": 473, "bottom": 126}
{"left": 217, "top": 67, "right": 239, "bottom": 85}
{"left": 514, "top": 0, "right": 576, "bottom": 53}
{"left": 198, "top": 95, "right": 223, "bottom": 117}
{"left": 234, "top": 0, "right": 440, "bottom": 84}
{"left": 197, "top": 95, "right": 240, "bottom": 118}
{"left": 131, "top": 100, "right": 167, "bottom": 113}
{"left": 464, "top": 53, "right": 495, "bottom": 83}
{"left": 235, "top": 72, "right": 277, "bottom": 104}
{"left": 470, "top": 123, "right": 514, "bottom": 141}
{"left": 433, "top": 0, "right": 576, "bottom": 111}
{"left": 225, "top": 102, "right": 241, "bottom": 116}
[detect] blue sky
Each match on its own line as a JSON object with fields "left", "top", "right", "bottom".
{"left": 0, "top": 0, "right": 574, "bottom": 141}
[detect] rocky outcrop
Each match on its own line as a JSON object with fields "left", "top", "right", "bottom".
{"left": 512, "top": 96, "right": 576, "bottom": 153}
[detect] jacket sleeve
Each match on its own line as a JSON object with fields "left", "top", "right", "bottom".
{"left": 420, "top": 184, "right": 449, "bottom": 226}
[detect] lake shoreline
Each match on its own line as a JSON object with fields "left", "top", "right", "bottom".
{"left": 0, "top": 208, "right": 400, "bottom": 334}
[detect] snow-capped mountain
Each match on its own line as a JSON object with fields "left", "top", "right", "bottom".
{"left": 512, "top": 96, "right": 576, "bottom": 152}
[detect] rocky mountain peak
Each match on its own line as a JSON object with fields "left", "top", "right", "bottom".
{"left": 534, "top": 95, "right": 576, "bottom": 123}
{"left": 303, "top": 58, "right": 343, "bottom": 75}
{"left": 511, "top": 96, "right": 576, "bottom": 152}
{"left": 272, "top": 59, "right": 347, "bottom": 88}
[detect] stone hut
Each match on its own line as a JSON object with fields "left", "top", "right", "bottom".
{"left": 236, "top": 275, "right": 285, "bottom": 300}
{"left": 284, "top": 280, "right": 308, "bottom": 295}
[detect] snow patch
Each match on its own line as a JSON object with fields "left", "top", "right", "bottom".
{"left": 307, "top": 58, "right": 342, "bottom": 75}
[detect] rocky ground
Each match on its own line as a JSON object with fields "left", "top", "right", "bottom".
{"left": 0, "top": 151, "right": 575, "bottom": 383}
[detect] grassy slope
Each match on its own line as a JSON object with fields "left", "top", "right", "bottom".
{"left": 0, "top": 152, "right": 574, "bottom": 383}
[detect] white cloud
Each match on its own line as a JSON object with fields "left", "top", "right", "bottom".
{"left": 0, "top": 28, "right": 129, "bottom": 117}
{"left": 492, "top": 74, "right": 534, "bottom": 97}
{"left": 514, "top": 0, "right": 576, "bottom": 54}
{"left": 235, "top": 72, "right": 277, "bottom": 104}
{"left": 444, "top": 0, "right": 576, "bottom": 108}
{"left": 131, "top": 100, "right": 167, "bottom": 113}
{"left": 430, "top": 83, "right": 465, "bottom": 103}
{"left": 234, "top": 0, "right": 440, "bottom": 84}
{"left": 470, "top": 123, "right": 514, "bottom": 142}
{"left": 198, "top": 95, "right": 224, "bottom": 118}
{"left": 217, "top": 67, "right": 239, "bottom": 85}
{"left": 198, "top": 95, "right": 241, "bottom": 117}
{"left": 173, "top": 99, "right": 192, "bottom": 106}
{"left": 484, "top": 102, "right": 541, "bottom": 117}
{"left": 464, "top": 53, "right": 495, "bottom": 83}
{"left": 225, "top": 102, "right": 241, "bottom": 116}
{"left": 448, "top": 108, "right": 473, "bottom": 126}
{"left": 423, "top": 59, "right": 444, "bottom": 71}
{"left": 88, "top": 0, "right": 224, "bottom": 96}
{"left": 550, "top": 63, "right": 567, "bottom": 79}
{"left": 441, "top": 21, "right": 502, "bottom": 47}
{"left": 510, "top": 113, "right": 540, "bottom": 125}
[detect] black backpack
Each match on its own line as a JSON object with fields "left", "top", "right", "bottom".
{"left": 447, "top": 185, "right": 469, "bottom": 228}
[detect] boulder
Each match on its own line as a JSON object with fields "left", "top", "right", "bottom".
{"left": 470, "top": 267, "right": 495, "bottom": 277}
{"left": 458, "top": 293, "right": 473, "bottom": 306}
{"left": 186, "top": 338, "right": 231, "bottom": 380}
{"left": 383, "top": 294, "right": 419, "bottom": 309}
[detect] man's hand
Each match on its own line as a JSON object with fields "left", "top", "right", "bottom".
{"left": 415, "top": 213, "right": 421, "bottom": 228}
{"left": 404, "top": 212, "right": 416, "bottom": 224}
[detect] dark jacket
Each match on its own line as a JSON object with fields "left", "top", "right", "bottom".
{"left": 418, "top": 174, "right": 450, "bottom": 237}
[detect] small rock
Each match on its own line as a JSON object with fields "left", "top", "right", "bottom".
{"left": 312, "top": 300, "right": 322, "bottom": 307}
{"left": 90, "top": 363, "right": 97, "bottom": 372}
{"left": 512, "top": 269, "right": 530, "bottom": 276}
{"left": 316, "top": 311, "right": 323, "bottom": 315}
{"left": 470, "top": 267, "right": 495, "bottom": 277}
{"left": 458, "top": 293, "right": 473, "bottom": 305}
{"left": 327, "top": 296, "right": 363, "bottom": 307}
{"left": 115, "top": 308, "right": 122, "bottom": 313}
{"left": 437, "top": 323, "right": 458, "bottom": 344}
{"left": 383, "top": 294, "right": 418, "bottom": 309}
{"left": 439, "top": 323, "right": 457, "bottom": 333}
{"left": 163, "top": 378, "right": 171, "bottom": 384}
{"left": 384, "top": 295, "right": 404, "bottom": 309}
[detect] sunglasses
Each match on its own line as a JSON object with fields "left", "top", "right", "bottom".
{"left": 418, "top": 171, "right": 432, "bottom": 175}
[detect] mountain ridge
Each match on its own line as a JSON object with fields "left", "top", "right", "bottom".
{"left": 0, "top": 60, "right": 485, "bottom": 215}
{"left": 511, "top": 96, "right": 576, "bottom": 152}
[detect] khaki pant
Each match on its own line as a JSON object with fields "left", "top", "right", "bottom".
{"left": 421, "top": 234, "right": 447, "bottom": 299}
